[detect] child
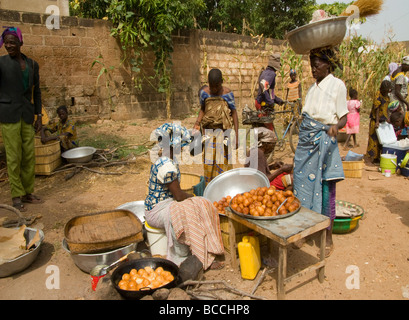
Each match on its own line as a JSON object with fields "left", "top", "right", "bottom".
{"left": 390, "top": 110, "right": 409, "bottom": 140}
{"left": 388, "top": 101, "right": 408, "bottom": 139}
{"left": 286, "top": 69, "right": 302, "bottom": 102}
{"left": 41, "top": 105, "right": 78, "bottom": 152}
{"left": 193, "top": 69, "right": 239, "bottom": 185}
{"left": 344, "top": 88, "right": 361, "bottom": 149}
{"left": 365, "top": 80, "right": 392, "bottom": 164}
{"left": 284, "top": 69, "right": 302, "bottom": 126}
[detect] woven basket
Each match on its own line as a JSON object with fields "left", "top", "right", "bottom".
{"left": 64, "top": 209, "right": 144, "bottom": 254}
{"left": 146, "top": 172, "right": 201, "bottom": 195}
{"left": 34, "top": 137, "right": 61, "bottom": 175}
{"left": 343, "top": 160, "right": 364, "bottom": 178}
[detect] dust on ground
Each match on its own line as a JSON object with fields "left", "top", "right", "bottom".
{"left": 0, "top": 115, "right": 409, "bottom": 300}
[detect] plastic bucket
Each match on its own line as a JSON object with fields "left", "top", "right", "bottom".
{"left": 380, "top": 154, "right": 397, "bottom": 174}
{"left": 144, "top": 221, "right": 167, "bottom": 257}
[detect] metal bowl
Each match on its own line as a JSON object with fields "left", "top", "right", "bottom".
{"left": 62, "top": 239, "right": 137, "bottom": 274}
{"left": 61, "top": 147, "right": 96, "bottom": 163}
{"left": 116, "top": 201, "right": 146, "bottom": 224}
{"left": 203, "top": 168, "right": 269, "bottom": 206}
{"left": 0, "top": 227, "right": 44, "bottom": 278}
{"left": 285, "top": 16, "right": 348, "bottom": 54}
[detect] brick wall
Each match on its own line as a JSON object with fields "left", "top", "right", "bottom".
{"left": 0, "top": 9, "right": 311, "bottom": 123}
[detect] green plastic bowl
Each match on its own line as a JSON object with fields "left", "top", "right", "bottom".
{"left": 333, "top": 200, "right": 364, "bottom": 234}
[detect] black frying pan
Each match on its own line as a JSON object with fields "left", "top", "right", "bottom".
{"left": 111, "top": 257, "right": 179, "bottom": 300}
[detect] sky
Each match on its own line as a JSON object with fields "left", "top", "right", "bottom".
{"left": 315, "top": 0, "right": 409, "bottom": 44}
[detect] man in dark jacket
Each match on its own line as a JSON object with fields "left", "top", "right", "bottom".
{"left": 0, "top": 27, "right": 43, "bottom": 211}
{"left": 255, "top": 54, "right": 284, "bottom": 130}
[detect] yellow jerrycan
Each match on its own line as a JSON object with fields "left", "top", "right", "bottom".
{"left": 238, "top": 235, "right": 261, "bottom": 280}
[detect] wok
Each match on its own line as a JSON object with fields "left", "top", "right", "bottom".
{"left": 111, "top": 257, "right": 179, "bottom": 300}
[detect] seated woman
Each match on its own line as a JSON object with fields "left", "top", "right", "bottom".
{"left": 41, "top": 105, "right": 78, "bottom": 152}
{"left": 244, "top": 127, "right": 293, "bottom": 190}
{"left": 145, "top": 123, "right": 225, "bottom": 270}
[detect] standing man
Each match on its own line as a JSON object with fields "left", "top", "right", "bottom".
{"left": 0, "top": 27, "right": 43, "bottom": 211}
{"left": 255, "top": 53, "right": 284, "bottom": 130}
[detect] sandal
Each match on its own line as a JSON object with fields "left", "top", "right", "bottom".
{"left": 22, "top": 194, "right": 44, "bottom": 204}
{"left": 12, "top": 198, "right": 27, "bottom": 212}
{"left": 209, "top": 261, "right": 225, "bottom": 270}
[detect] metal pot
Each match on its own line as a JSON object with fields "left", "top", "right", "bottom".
{"left": 0, "top": 227, "right": 44, "bottom": 278}
{"left": 61, "top": 147, "right": 96, "bottom": 163}
{"left": 285, "top": 17, "right": 348, "bottom": 55}
{"left": 203, "top": 167, "right": 269, "bottom": 205}
{"left": 116, "top": 201, "right": 146, "bottom": 224}
{"left": 62, "top": 239, "right": 137, "bottom": 274}
{"left": 111, "top": 258, "right": 179, "bottom": 300}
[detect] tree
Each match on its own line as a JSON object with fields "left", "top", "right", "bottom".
{"left": 252, "top": 0, "right": 316, "bottom": 39}
{"left": 195, "top": 0, "right": 256, "bottom": 34}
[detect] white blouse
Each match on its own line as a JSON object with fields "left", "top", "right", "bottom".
{"left": 302, "top": 74, "right": 348, "bottom": 125}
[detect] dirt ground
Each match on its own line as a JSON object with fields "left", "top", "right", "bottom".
{"left": 0, "top": 114, "right": 409, "bottom": 301}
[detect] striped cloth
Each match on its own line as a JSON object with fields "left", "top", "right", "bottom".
{"left": 170, "top": 197, "right": 224, "bottom": 270}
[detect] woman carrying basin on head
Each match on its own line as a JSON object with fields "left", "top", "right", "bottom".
{"left": 293, "top": 47, "right": 348, "bottom": 258}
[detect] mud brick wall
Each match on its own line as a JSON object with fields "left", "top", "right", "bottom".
{"left": 198, "top": 31, "right": 285, "bottom": 111}
{"left": 0, "top": 10, "right": 200, "bottom": 122}
{"left": 0, "top": 9, "right": 311, "bottom": 123}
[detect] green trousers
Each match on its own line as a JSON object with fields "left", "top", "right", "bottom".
{"left": 1, "top": 119, "right": 35, "bottom": 198}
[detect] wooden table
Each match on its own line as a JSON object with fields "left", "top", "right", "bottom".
{"left": 224, "top": 206, "right": 330, "bottom": 299}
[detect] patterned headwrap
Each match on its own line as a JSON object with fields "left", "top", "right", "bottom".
{"left": 309, "top": 46, "right": 343, "bottom": 72}
{"left": 0, "top": 26, "right": 23, "bottom": 48}
{"left": 154, "top": 123, "right": 192, "bottom": 149}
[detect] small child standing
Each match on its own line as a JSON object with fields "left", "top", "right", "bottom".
{"left": 286, "top": 69, "right": 302, "bottom": 102}
{"left": 344, "top": 88, "right": 361, "bottom": 149}
{"left": 41, "top": 105, "right": 78, "bottom": 152}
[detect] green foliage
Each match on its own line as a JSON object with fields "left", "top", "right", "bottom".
{"left": 314, "top": 1, "right": 352, "bottom": 16}
{"left": 69, "top": 0, "right": 110, "bottom": 19}
{"left": 252, "top": 0, "right": 316, "bottom": 39}
{"left": 195, "top": 0, "right": 315, "bottom": 39}
{"left": 106, "top": 0, "right": 206, "bottom": 118}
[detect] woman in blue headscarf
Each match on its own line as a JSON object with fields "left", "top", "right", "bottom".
{"left": 293, "top": 47, "right": 348, "bottom": 257}
{"left": 145, "top": 123, "right": 225, "bottom": 270}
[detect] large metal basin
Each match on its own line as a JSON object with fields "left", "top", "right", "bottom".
{"left": 0, "top": 227, "right": 44, "bottom": 278}
{"left": 203, "top": 168, "right": 269, "bottom": 204}
{"left": 62, "top": 239, "right": 137, "bottom": 274}
{"left": 285, "top": 16, "right": 348, "bottom": 54}
{"left": 116, "top": 201, "right": 146, "bottom": 224}
{"left": 61, "top": 147, "right": 96, "bottom": 163}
